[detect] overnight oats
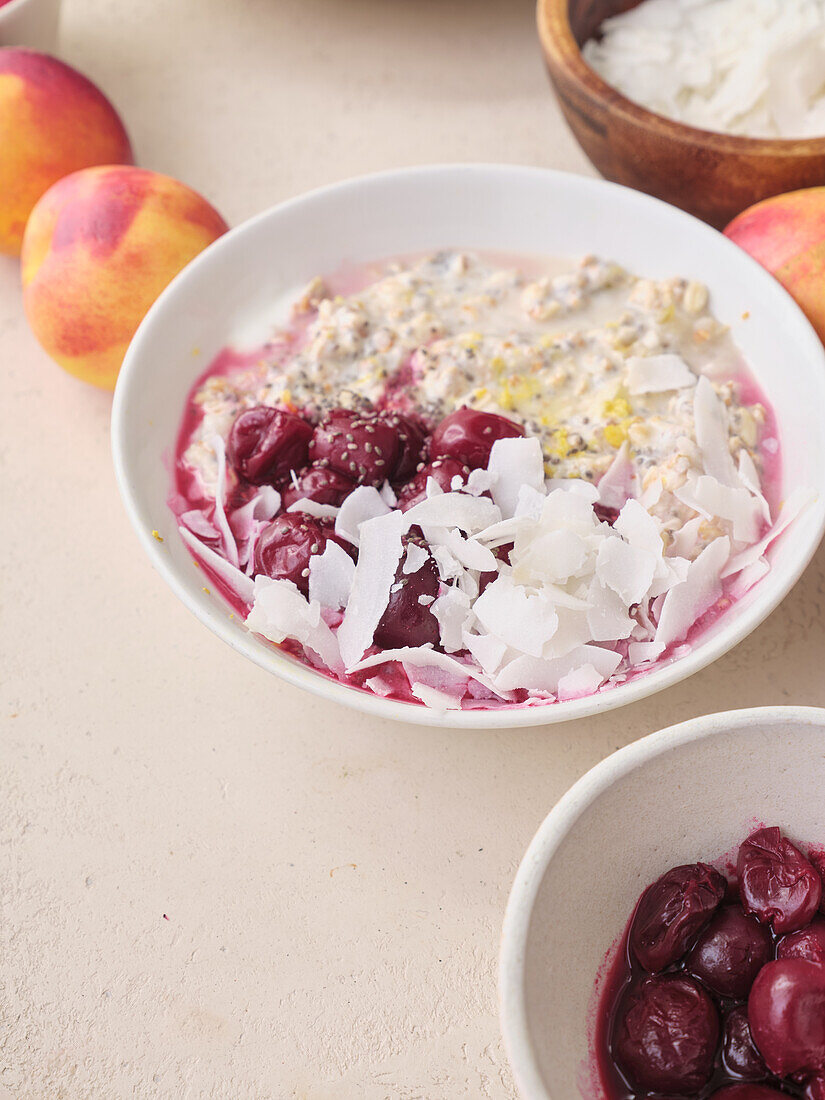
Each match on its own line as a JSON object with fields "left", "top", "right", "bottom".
{"left": 169, "top": 250, "right": 806, "bottom": 712}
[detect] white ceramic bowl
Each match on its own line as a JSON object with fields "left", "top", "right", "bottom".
{"left": 0, "top": 0, "right": 60, "bottom": 49}
{"left": 111, "top": 165, "right": 825, "bottom": 728}
{"left": 499, "top": 704, "right": 825, "bottom": 1098}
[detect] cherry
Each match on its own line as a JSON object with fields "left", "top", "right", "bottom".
{"left": 777, "top": 916, "right": 825, "bottom": 965}
{"left": 804, "top": 1077, "right": 825, "bottom": 1100}
{"left": 383, "top": 411, "right": 428, "bottom": 481}
{"left": 281, "top": 464, "right": 356, "bottom": 509}
{"left": 373, "top": 538, "right": 440, "bottom": 649}
{"left": 309, "top": 408, "right": 402, "bottom": 486}
{"left": 738, "top": 827, "right": 823, "bottom": 934}
{"left": 252, "top": 513, "right": 354, "bottom": 595}
{"left": 722, "top": 1005, "right": 768, "bottom": 1081}
{"left": 748, "top": 958, "right": 825, "bottom": 1077}
{"left": 429, "top": 407, "right": 524, "bottom": 470}
{"left": 594, "top": 503, "right": 620, "bottom": 526}
{"left": 227, "top": 405, "right": 313, "bottom": 486}
{"left": 629, "top": 863, "right": 727, "bottom": 972}
{"left": 710, "top": 1087, "right": 788, "bottom": 1099}
{"left": 613, "top": 974, "right": 719, "bottom": 1095}
{"left": 396, "top": 457, "right": 471, "bottom": 511}
{"left": 686, "top": 905, "right": 772, "bottom": 999}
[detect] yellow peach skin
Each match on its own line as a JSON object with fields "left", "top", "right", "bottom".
{"left": 0, "top": 48, "right": 133, "bottom": 255}
{"left": 22, "top": 165, "right": 229, "bottom": 389}
{"left": 725, "top": 188, "right": 825, "bottom": 347}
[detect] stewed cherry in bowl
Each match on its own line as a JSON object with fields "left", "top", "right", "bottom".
{"left": 600, "top": 827, "right": 825, "bottom": 1098}
{"left": 498, "top": 708, "right": 825, "bottom": 1100}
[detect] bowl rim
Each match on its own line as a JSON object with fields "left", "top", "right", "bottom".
{"left": 0, "top": 0, "right": 55, "bottom": 19}
{"left": 498, "top": 703, "right": 825, "bottom": 1099}
{"left": 111, "top": 162, "right": 825, "bottom": 729}
{"left": 536, "top": 0, "right": 825, "bottom": 155}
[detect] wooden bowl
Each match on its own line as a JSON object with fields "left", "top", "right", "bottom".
{"left": 537, "top": 0, "right": 825, "bottom": 228}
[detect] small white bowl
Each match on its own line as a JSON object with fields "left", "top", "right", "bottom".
{"left": 499, "top": 704, "right": 825, "bottom": 1098}
{"left": 0, "top": 0, "right": 60, "bottom": 50}
{"left": 111, "top": 165, "right": 825, "bottom": 728}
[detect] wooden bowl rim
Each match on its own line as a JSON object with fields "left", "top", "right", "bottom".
{"left": 537, "top": 0, "right": 825, "bottom": 157}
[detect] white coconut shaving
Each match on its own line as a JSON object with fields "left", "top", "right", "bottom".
{"left": 582, "top": 0, "right": 825, "bottom": 139}
{"left": 308, "top": 541, "right": 356, "bottom": 610}
{"left": 336, "top": 509, "right": 406, "bottom": 668}
{"left": 209, "top": 433, "right": 240, "bottom": 567}
{"left": 627, "top": 354, "right": 696, "bottom": 395}
{"left": 334, "top": 486, "right": 391, "bottom": 546}
{"left": 179, "top": 525, "right": 255, "bottom": 605}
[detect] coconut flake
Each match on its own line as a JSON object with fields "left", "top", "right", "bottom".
{"left": 669, "top": 515, "right": 705, "bottom": 559}
{"left": 674, "top": 473, "right": 763, "bottom": 543}
{"left": 597, "top": 443, "right": 640, "bottom": 510}
{"left": 487, "top": 436, "right": 545, "bottom": 519}
{"left": 494, "top": 644, "right": 621, "bottom": 693}
{"left": 209, "top": 433, "right": 239, "bottom": 567}
{"left": 379, "top": 481, "right": 398, "bottom": 508}
{"left": 287, "top": 499, "right": 340, "bottom": 520}
{"left": 737, "top": 450, "right": 772, "bottom": 525}
{"left": 246, "top": 576, "right": 343, "bottom": 672}
{"left": 461, "top": 630, "right": 508, "bottom": 676}
{"left": 473, "top": 575, "right": 559, "bottom": 656}
{"left": 586, "top": 577, "right": 636, "bottom": 642}
{"left": 402, "top": 542, "right": 429, "bottom": 575}
{"left": 596, "top": 536, "right": 658, "bottom": 606}
{"left": 335, "top": 485, "right": 391, "bottom": 547}
{"left": 179, "top": 525, "right": 255, "bottom": 605}
{"left": 180, "top": 510, "right": 220, "bottom": 540}
{"left": 403, "top": 491, "right": 501, "bottom": 533}
{"left": 653, "top": 535, "right": 731, "bottom": 655}
{"left": 557, "top": 663, "right": 607, "bottom": 701}
{"left": 308, "top": 540, "right": 356, "bottom": 611}
{"left": 465, "top": 467, "right": 497, "bottom": 496}
{"left": 694, "top": 376, "right": 738, "bottom": 487}
{"left": 409, "top": 683, "right": 463, "bottom": 710}
{"left": 627, "top": 354, "right": 696, "bottom": 394}
{"left": 337, "top": 510, "right": 406, "bottom": 669}
{"left": 431, "top": 587, "right": 472, "bottom": 652}
{"left": 347, "top": 644, "right": 504, "bottom": 696}
{"left": 722, "top": 487, "right": 814, "bottom": 578}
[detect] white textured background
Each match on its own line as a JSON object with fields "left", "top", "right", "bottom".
{"left": 3, "top": 1, "right": 825, "bottom": 1097}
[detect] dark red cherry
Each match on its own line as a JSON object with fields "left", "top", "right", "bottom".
{"left": 738, "top": 827, "right": 823, "bottom": 934}
{"left": 629, "top": 863, "right": 727, "bottom": 973}
{"left": 373, "top": 540, "right": 440, "bottom": 649}
{"left": 227, "top": 405, "right": 313, "bottom": 485}
{"left": 686, "top": 905, "right": 772, "bottom": 999}
{"left": 710, "top": 1087, "right": 788, "bottom": 1099}
{"left": 309, "top": 408, "right": 402, "bottom": 486}
{"left": 722, "top": 1006, "right": 768, "bottom": 1081}
{"left": 429, "top": 407, "right": 524, "bottom": 469}
{"left": 281, "top": 464, "right": 356, "bottom": 509}
{"left": 396, "top": 457, "right": 471, "bottom": 511}
{"left": 594, "top": 502, "right": 620, "bottom": 526}
{"left": 613, "top": 974, "right": 719, "bottom": 1095}
{"left": 804, "top": 1077, "right": 825, "bottom": 1100}
{"left": 748, "top": 958, "right": 825, "bottom": 1077}
{"left": 777, "top": 916, "right": 825, "bottom": 965}
{"left": 252, "top": 514, "right": 354, "bottom": 595}
{"left": 383, "top": 411, "right": 428, "bottom": 481}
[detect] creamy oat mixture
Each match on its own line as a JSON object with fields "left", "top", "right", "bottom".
{"left": 185, "top": 251, "right": 768, "bottom": 562}
{"left": 173, "top": 251, "right": 801, "bottom": 711}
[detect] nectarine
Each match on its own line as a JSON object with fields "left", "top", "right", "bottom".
{"left": 725, "top": 188, "right": 825, "bottom": 347}
{"left": 21, "top": 165, "right": 229, "bottom": 389}
{"left": 0, "top": 48, "right": 133, "bottom": 254}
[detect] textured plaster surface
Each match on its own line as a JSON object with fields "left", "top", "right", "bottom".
{"left": 3, "top": 0, "right": 825, "bottom": 1096}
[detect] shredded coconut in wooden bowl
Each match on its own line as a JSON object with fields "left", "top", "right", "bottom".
{"left": 582, "top": 0, "right": 825, "bottom": 138}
